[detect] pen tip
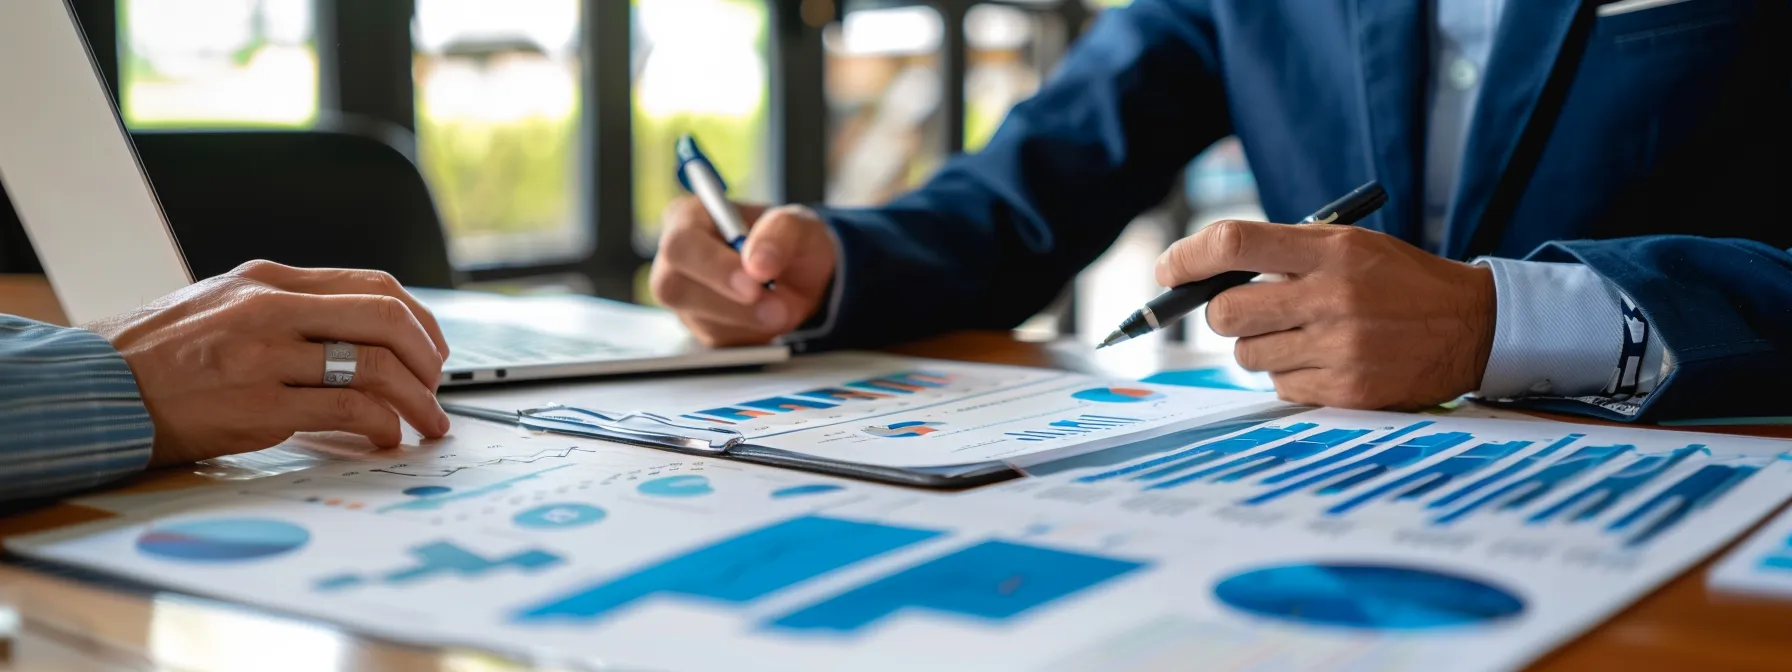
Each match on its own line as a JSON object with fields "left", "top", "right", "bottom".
{"left": 1097, "top": 330, "right": 1129, "bottom": 350}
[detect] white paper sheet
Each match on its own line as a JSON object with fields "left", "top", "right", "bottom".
{"left": 443, "top": 353, "right": 1281, "bottom": 468}
{"left": 1709, "top": 501, "right": 1792, "bottom": 599}
{"left": 13, "top": 410, "right": 1792, "bottom": 672}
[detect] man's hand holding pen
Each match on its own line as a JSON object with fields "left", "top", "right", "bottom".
{"left": 1155, "top": 220, "right": 1497, "bottom": 410}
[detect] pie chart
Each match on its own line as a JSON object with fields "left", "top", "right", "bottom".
{"left": 136, "top": 518, "right": 311, "bottom": 562}
{"left": 1213, "top": 563, "right": 1524, "bottom": 630}
{"left": 1072, "top": 387, "right": 1166, "bottom": 403}
{"left": 637, "top": 475, "right": 714, "bottom": 498}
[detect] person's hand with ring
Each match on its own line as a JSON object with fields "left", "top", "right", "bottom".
{"left": 84, "top": 260, "right": 453, "bottom": 467}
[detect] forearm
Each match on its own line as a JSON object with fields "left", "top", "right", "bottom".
{"left": 0, "top": 316, "right": 153, "bottom": 501}
{"left": 800, "top": 0, "right": 1230, "bottom": 349}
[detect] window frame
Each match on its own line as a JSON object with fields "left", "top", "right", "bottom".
{"left": 86, "top": 0, "right": 1096, "bottom": 317}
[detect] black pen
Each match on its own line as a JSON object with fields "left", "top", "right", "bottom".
{"left": 1098, "top": 180, "right": 1388, "bottom": 349}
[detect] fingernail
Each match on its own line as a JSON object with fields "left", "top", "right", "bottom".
{"left": 729, "top": 271, "right": 761, "bottom": 300}
{"left": 748, "top": 244, "right": 784, "bottom": 273}
{"left": 756, "top": 301, "right": 787, "bottom": 329}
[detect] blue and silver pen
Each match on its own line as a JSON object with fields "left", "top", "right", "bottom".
{"left": 675, "top": 134, "right": 771, "bottom": 289}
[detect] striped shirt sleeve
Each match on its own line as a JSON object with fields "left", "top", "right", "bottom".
{"left": 0, "top": 315, "right": 154, "bottom": 502}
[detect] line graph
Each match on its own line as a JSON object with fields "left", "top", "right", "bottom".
{"left": 372, "top": 446, "right": 612, "bottom": 478}
{"left": 377, "top": 466, "right": 572, "bottom": 513}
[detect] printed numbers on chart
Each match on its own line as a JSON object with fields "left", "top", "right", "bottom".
{"left": 1392, "top": 529, "right": 1475, "bottom": 552}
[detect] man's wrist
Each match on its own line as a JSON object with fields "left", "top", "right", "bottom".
{"left": 1471, "top": 258, "right": 1631, "bottom": 399}
{"left": 1463, "top": 263, "right": 1496, "bottom": 397}
{"left": 775, "top": 212, "right": 847, "bottom": 353}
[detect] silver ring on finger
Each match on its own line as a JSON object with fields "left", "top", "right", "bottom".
{"left": 323, "top": 341, "right": 358, "bottom": 387}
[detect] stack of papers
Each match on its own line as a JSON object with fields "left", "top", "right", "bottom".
{"left": 10, "top": 358, "right": 1792, "bottom": 671}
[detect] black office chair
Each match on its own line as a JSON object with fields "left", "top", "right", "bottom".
{"left": 128, "top": 117, "right": 458, "bottom": 287}
{"left": 1, "top": 117, "right": 458, "bottom": 287}
{"left": 0, "top": 182, "right": 41, "bottom": 275}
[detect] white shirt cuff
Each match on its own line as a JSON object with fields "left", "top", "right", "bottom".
{"left": 1474, "top": 257, "right": 1656, "bottom": 399}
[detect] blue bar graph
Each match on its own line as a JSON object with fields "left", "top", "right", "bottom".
{"left": 739, "top": 396, "right": 839, "bottom": 413}
{"left": 1240, "top": 431, "right": 1475, "bottom": 505}
{"left": 1062, "top": 415, "right": 1771, "bottom": 548}
{"left": 512, "top": 516, "right": 942, "bottom": 625}
{"left": 795, "top": 387, "right": 891, "bottom": 402}
{"left": 1325, "top": 440, "right": 1532, "bottom": 515}
{"left": 766, "top": 541, "right": 1146, "bottom": 633}
{"left": 1074, "top": 423, "right": 1320, "bottom": 483}
{"left": 315, "top": 541, "right": 563, "bottom": 592}
{"left": 1609, "top": 464, "right": 1759, "bottom": 547}
{"left": 1426, "top": 434, "right": 1586, "bottom": 511}
{"left": 1143, "top": 428, "right": 1371, "bottom": 489}
{"left": 696, "top": 407, "right": 775, "bottom": 422}
{"left": 1526, "top": 446, "right": 1704, "bottom": 524}
{"left": 1434, "top": 444, "right": 1631, "bottom": 524}
{"left": 1258, "top": 422, "right": 1434, "bottom": 485}
{"left": 846, "top": 372, "right": 952, "bottom": 394}
{"left": 1009, "top": 415, "right": 1143, "bottom": 442}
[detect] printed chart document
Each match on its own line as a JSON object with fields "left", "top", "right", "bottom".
{"left": 1709, "top": 501, "right": 1792, "bottom": 598}
{"left": 12, "top": 410, "right": 1792, "bottom": 671}
{"left": 443, "top": 353, "right": 1282, "bottom": 471}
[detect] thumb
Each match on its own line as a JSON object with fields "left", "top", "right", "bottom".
{"left": 741, "top": 205, "right": 821, "bottom": 282}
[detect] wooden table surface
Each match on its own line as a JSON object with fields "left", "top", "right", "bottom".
{"left": 2, "top": 279, "right": 1791, "bottom": 671}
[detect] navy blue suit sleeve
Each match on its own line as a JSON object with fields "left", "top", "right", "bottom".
{"left": 1526, "top": 236, "right": 1792, "bottom": 421}
{"left": 803, "top": 0, "right": 1229, "bottom": 349}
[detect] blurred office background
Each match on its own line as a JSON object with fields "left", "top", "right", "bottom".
{"left": 102, "top": 0, "right": 1262, "bottom": 353}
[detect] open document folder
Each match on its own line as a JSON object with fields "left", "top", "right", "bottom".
{"left": 439, "top": 353, "right": 1286, "bottom": 488}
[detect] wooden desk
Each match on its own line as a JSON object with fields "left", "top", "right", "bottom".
{"left": 0, "top": 275, "right": 67, "bottom": 326}
{"left": 3, "top": 329, "right": 1792, "bottom": 669}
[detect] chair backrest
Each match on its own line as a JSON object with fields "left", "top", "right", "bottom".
{"left": 125, "top": 117, "right": 457, "bottom": 287}
{"left": 0, "top": 181, "right": 43, "bottom": 275}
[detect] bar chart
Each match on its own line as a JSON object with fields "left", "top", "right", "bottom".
{"left": 1065, "top": 413, "right": 1781, "bottom": 547}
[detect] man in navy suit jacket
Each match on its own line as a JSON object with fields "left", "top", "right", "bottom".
{"left": 650, "top": 0, "right": 1791, "bottom": 423}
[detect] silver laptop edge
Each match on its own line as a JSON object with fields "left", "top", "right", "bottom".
{"left": 0, "top": 0, "right": 193, "bottom": 325}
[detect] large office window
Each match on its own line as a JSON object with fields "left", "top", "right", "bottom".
{"left": 824, "top": 4, "right": 946, "bottom": 207}
{"left": 104, "top": 0, "right": 1257, "bottom": 351}
{"left": 412, "top": 0, "right": 584, "bottom": 269}
{"left": 963, "top": 4, "right": 1057, "bottom": 153}
{"left": 118, "top": 0, "right": 318, "bottom": 128}
{"left": 630, "top": 0, "right": 773, "bottom": 249}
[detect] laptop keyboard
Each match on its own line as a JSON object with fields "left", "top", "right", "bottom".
{"left": 441, "top": 318, "right": 646, "bottom": 368}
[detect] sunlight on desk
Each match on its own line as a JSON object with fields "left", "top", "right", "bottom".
{"left": 148, "top": 596, "right": 346, "bottom": 672}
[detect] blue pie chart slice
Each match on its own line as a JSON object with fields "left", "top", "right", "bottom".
{"left": 136, "top": 518, "right": 311, "bottom": 562}
{"left": 637, "top": 475, "right": 714, "bottom": 498}
{"left": 1214, "top": 563, "right": 1524, "bottom": 630}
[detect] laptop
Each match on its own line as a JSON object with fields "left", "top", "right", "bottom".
{"left": 0, "top": 0, "right": 788, "bottom": 386}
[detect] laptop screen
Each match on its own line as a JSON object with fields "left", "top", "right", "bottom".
{"left": 0, "top": 0, "right": 192, "bottom": 325}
